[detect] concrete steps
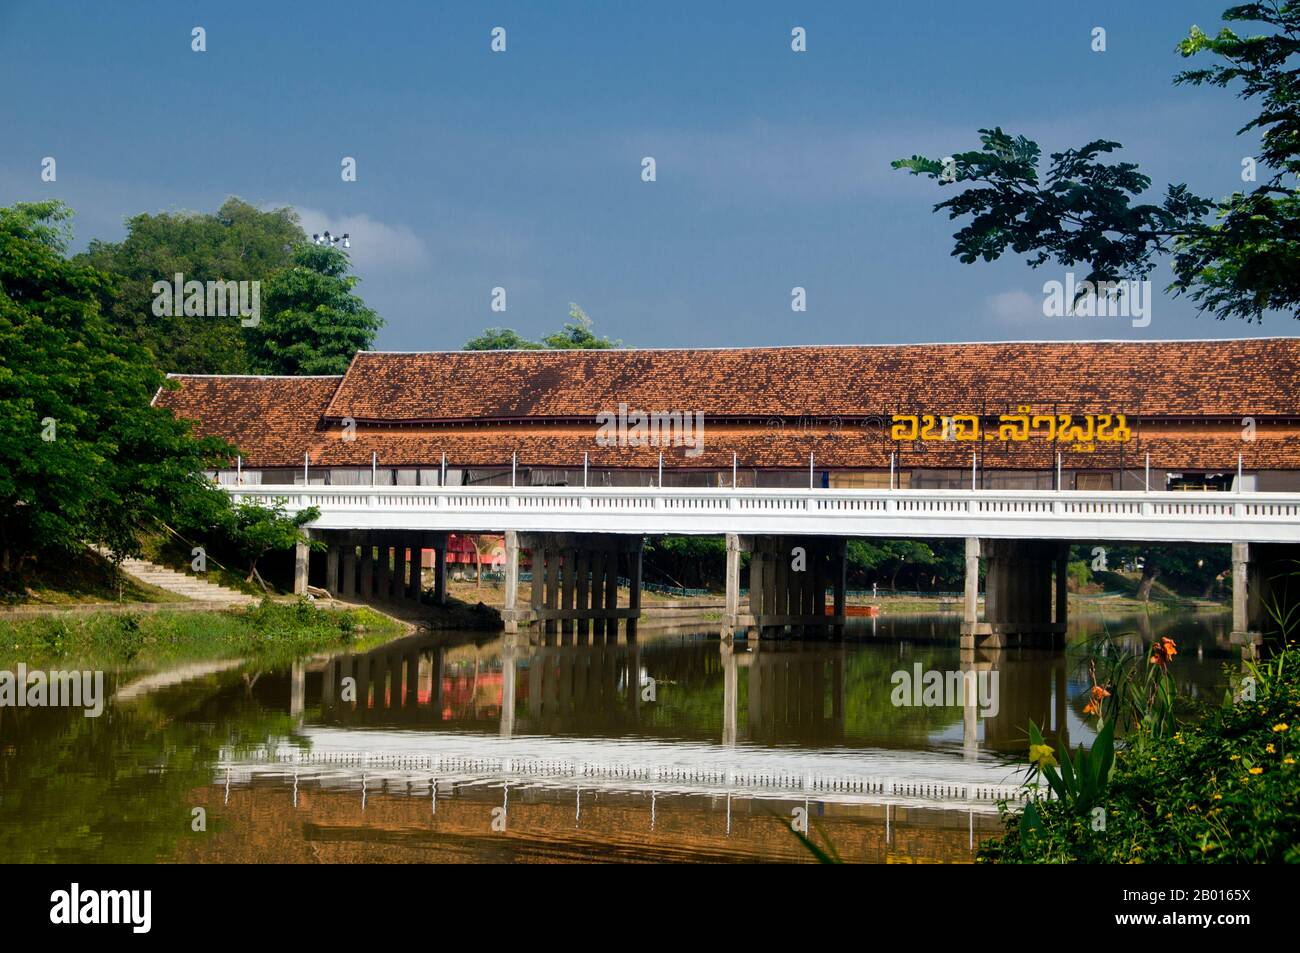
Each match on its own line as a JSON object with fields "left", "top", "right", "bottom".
{"left": 115, "top": 557, "right": 260, "bottom": 605}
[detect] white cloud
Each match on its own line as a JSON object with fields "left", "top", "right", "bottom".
{"left": 985, "top": 289, "right": 1043, "bottom": 324}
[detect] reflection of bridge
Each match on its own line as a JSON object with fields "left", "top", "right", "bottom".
{"left": 237, "top": 483, "right": 1300, "bottom": 653}
{"left": 244, "top": 631, "right": 1096, "bottom": 810}
{"left": 217, "top": 730, "right": 1028, "bottom": 812}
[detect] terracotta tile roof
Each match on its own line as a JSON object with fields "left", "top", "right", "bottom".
{"left": 153, "top": 375, "right": 340, "bottom": 466}
{"left": 323, "top": 340, "right": 1300, "bottom": 421}
{"left": 152, "top": 341, "right": 1300, "bottom": 471}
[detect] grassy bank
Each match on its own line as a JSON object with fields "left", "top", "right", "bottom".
{"left": 0, "top": 597, "right": 406, "bottom": 670}
{"left": 0, "top": 548, "right": 179, "bottom": 606}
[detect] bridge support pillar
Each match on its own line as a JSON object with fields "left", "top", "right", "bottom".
{"left": 325, "top": 542, "right": 339, "bottom": 595}
{"left": 392, "top": 542, "right": 406, "bottom": 602}
{"left": 728, "top": 535, "right": 846, "bottom": 638}
{"left": 340, "top": 545, "right": 356, "bottom": 599}
{"left": 376, "top": 543, "right": 390, "bottom": 600}
{"left": 503, "top": 530, "right": 522, "bottom": 632}
{"left": 1232, "top": 542, "right": 1300, "bottom": 659}
{"left": 359, "top": 545, "right": 373, "bottom": 599}
{"left": 507, "top": 533, "right": 641, "bottom": 639}
{"left": 433, "top": 538, "right": 447, "bottom": 606}
{"left": 965, "top": 539, "right": 1067, "bottom": 650}
{"left": 293, "top": 535, "right": 311, "bottom": 595}
{"left": 405, "top": 537, "right": 423, "bottom": 602}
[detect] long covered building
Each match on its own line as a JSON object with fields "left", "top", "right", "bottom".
{"left": 155, "top": 338, "right": 1300, "bottom": 492}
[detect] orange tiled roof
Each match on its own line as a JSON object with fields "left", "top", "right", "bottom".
{"left": 152, "top": 341, "right": 1300, "bottom": 471}
{"left": 322, "top": 340, "right": 1300, "bottom": 421}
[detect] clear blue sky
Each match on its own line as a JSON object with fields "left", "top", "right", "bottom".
{"left": 1, "top": 0, "right": 1283, "bottom": 349}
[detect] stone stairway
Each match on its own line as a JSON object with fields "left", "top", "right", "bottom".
{"left": 115, "top": 557, "right": 260, "bottom": 605}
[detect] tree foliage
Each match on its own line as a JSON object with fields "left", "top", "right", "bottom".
{"left": 245, "top": 243, "right": 383, "bottom": 375}
{"left": 463, "top": 303, "right": 621, "bottom": 350}
{"left": 78, "top": 197, "right": 304, "bottom": 373}
{"left": 0, "top": 201, "right": 233, "bottom": 572}
{"left": 893, "top": 3, "right": 1300, "bottom": 322}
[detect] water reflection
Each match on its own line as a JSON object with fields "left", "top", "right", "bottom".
{"left": 0, "top": 610, "right": 1237, "bottom": 863}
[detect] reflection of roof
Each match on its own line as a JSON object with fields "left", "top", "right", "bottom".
{"left": 152, "top": 341, "right": 1300, "bottom": 470}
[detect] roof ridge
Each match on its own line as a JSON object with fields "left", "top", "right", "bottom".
{"left": 351, "top": 337, "right": 1300, "bottom": 355}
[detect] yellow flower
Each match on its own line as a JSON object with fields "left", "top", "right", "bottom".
{"left": 1285, "top": 758, "right": 1296, "bottom": 765}
{"left": 1029, "top": 743, "right": 1057, "bottom": 769}
{"left": 1249, "top": 767, "right": 1263, "bottom": 775}
{"left": 1273, "top": 723, "right": 1290, "bottom": 732}
{"left": 1267, "top": 744, "right": 1276, "bottom": 754}
{"left": 1230, "top": 754, "right": 1241, "bottom": 761}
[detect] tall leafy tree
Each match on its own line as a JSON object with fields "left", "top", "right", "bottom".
{"left": 892, "top": 3, "right": 1300, "bottom": 322}
{"left": 78, "top": 197, "right": 304, "bottom": 373}
{"left": 245, "top": 243, "right": 383, "bottom": 375}
{"left": 0, "top": 201, "right": 233, "bottom": 575}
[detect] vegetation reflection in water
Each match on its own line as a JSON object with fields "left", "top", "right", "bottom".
{"left": 0, "top": 611, "right": 1236, "bottom": 863}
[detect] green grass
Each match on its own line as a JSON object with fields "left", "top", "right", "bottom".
{"left": 0, "top": 548, "right": 178, "bottom": 606}
{"left": 0, "top": 597, "right": 406, "bottom": 670}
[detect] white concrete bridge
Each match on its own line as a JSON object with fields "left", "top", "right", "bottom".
{"left": 225, "top": 484, "right": 1300, "bottom": 651}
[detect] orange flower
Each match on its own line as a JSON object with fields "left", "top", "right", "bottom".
{"left": 1150, "top": 637, "right": 1178, "bottom": 669}
{"left": 1082, "top": 683, "right": 1111, "bottom": 716}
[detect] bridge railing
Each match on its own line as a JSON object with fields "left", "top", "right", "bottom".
{"left": 218, "top": 484, "right": 1300, "bottom": 542}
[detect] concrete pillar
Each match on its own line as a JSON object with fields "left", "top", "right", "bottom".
{"left": 433, "top": 540, "right": 447, "bottom": 606}
{"left": 326, "top": 542, "right": 339, "bottom": 595}
{"left": 544, "top": 546, "right": 559, "bottom": 635}
{"left": 376, "top": 543, "right": 390, "bottom": 600}
{"left": 590, "top": 549, "right": 605, "bottom": 636}
{"left": 1055, "top": 542, "right": 1069, "bottom": 627}
{"left": 604, "top": 548, "right": 619, "bottom": 640}
{"left": 1231, "top": 542, "right": 1262, "bottom": 659}
{"left": 575, "top": 548, "right": 590, "bottom": 638}
{"left": 561, "top": 547, "right": 577, "bottom": 636}
{"left": 390, "top": 544, "right": 405, "bottom": 602}
{"left": 531, "top": 543, "right": 546, "bottom": 623}
{"left": 360, "top": 544, "right": 373, "bottom": 599}
{"left": 407, "top": 542, "right": 422, "bottom": 601}
{"left": 833, "top": 539, "right": 847, "bottom": 637}
{"left": 503, "top": 530, "right": 521, "bottom": 633}
{"left": 340, "top": 546, "right": 356, "bottom": 598}
{"left": 725, "top": 534, "right": 743, "bottom": 637}
{"left": 627, "top": 540, "right": 643, "bottom": 639}
{"left": 293, "top": 537, "right": 311, "bottom": 595}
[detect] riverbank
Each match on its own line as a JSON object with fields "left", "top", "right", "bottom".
{"left": 0, "top": 598, "right": 408, "bottom": 670}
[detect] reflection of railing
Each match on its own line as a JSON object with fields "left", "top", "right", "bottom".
{"left": 221, "top": 485, "right": 1300, "bottom": 543}
{"left": 217, "top": 734, "right": 1029, "bottom": 809}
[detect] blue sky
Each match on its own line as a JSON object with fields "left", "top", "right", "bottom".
{"left": 1, "top": 0, "right": 1285, "bottom": 349}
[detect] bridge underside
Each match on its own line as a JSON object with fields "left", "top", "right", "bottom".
{"left": 290, "top": 523, "right": 1300, "bottom": 658}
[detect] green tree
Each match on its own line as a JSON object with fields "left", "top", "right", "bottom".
{"left": 245, "top": 243, "right": 383, "bottom": 375}
{"left": 463, "top": 327, "right": 544, "bottom": 350}
{"left": 0, "top": 201, "right": 233, "bottom": 575}
{"left": 893, "top": 4, "right": 1300, "bottom": 322}
{"left": 541, "top": 304, "right": 621, "bottom": 349}
{"left": 463, "top": 303, "right": 621, "bottom": 350}
{"left": 78, "top": 197, "right": 304, "bottom": 373}
{"left": 222, "top": 498, "right": 321, "bottom": 590}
